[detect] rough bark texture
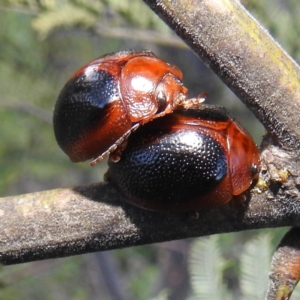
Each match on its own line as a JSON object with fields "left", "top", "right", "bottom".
{"left": 266, "top": 228, "right": 300, "bottom": 300}
{"left": 0, "top": 137, "right": 300, "bottom": 265}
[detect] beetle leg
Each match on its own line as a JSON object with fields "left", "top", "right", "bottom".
{"left": 90, "top": 123, "right": 140, "bottom": 166}
{"left": 180, "top": 94, "right": 207, "bottom": 109}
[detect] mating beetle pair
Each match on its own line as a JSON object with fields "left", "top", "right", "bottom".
{"left": 53, "top": 50, "right": 260, "bottom": 212}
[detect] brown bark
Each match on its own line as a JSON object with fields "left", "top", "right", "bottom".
{"left": 0, "top": 137, "right": 299, "bottom": 265}
{"left": 267, "top": 228, "right": 300, "bottom": 300}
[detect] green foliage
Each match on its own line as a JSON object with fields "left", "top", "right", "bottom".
{"left": 130, "top": 264, "right": 161, "bottom": 299}
{"left": 242, "top": 0, "right": 300, "bottom": 62}
{"left": 2, "top": 0, "right": 170, "bottom": 39}
{"left": 114, "top": 246, "right": 162, "bottom": 299}
{"left": 101, "top": 0, "right": 167, "bottom": 30}
{"left": 31, "top": 2, "right": 99, "bottom": 39}
{"left": 150, "top": 289, "right": 169, "bottom": 300}
{"left": 0, "top": 12, "right": 55, "bottom": 194}
{"left": 240, "top": 234, "right": 272, "bottom": 299}
{"left": 189, "top": 233, "right": 300, "bottom": 300}
{"left": 0, "top": 257, "right": 87, "bottom": 300}
{"left": 188, "top": 236, "right": 233, "bottom": 300}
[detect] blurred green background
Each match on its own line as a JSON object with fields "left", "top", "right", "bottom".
{"left": 0, "top": 0, "right": 299, "bottom": 299}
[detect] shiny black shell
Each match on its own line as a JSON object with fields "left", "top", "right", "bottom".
{"left": 107, "top": 105, "right": 260, "bottom": 212}
{"left": 109, "top": 127, "right": 227, "bottom": 203}
{"left": 54, "top": 69, "right": 122, "bottom": 158}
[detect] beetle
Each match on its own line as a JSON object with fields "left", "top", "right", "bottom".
{"left": 107, "top": 105, "right": 260, "bottom": 212}
{"left": 53, "top": 50, "right": 202, "bottom": 165}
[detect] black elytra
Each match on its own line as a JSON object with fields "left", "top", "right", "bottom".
{"left": 108, "top": 111, "right": 228, "bottom": 204}
{"left": 54, "top": 69, "right": 119, "bottom": 153}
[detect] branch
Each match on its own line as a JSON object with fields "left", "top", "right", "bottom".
{"left": 143, "top": 0, "right": 300, "bottom": 153}
{"left": 266, "top": 228, "right": 300, "bottom": 300}
{"left": 0, "top": 138, "right": 300, "bottom": 265}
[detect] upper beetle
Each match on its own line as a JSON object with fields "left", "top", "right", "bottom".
{"left": 107, "top": 105, "right": 260, "bottom": 212}
{"left": 53, "top": 50, "right": 201, "bottom": 165}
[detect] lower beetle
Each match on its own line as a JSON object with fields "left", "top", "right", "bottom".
{"left": 107, "top": 105, "right": 260, "bottom": 212}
